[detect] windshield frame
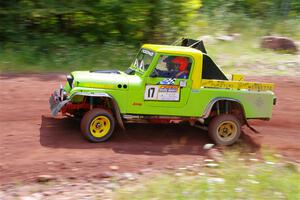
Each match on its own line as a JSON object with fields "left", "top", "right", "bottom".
{"left": 128, "top": 48, "right": 155, "bottom": 75}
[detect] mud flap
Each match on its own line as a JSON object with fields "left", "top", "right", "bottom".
{"left": 49, "top": 91, "right": 70, "bottom": 117}
{"left": 245, "top": 121, "right": 259, "bottom": 134}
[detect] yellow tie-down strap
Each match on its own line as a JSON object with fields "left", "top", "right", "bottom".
{"left": 201, "top": 79, "right": 274, "bottom": 91}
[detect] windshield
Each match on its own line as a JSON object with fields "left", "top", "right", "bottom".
{"left": 129, "top": 49, "right": 155, "bottom": 73}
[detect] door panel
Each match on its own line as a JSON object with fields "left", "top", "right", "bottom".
{"left": 126, "top": 53, "right": 194, "bottom": 115}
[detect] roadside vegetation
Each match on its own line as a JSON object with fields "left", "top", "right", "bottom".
{"left": 1, "top": 36, "right": 299, "bottom": 76}
{"left": 116, "top": 151, "right": 300, "bottom": 200}
{"left": 0, "top": 0, "right": 299, "bottom": 75}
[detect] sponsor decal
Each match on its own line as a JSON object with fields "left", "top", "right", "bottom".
{"left": 142, "top": 49, "right": 154, "bottom": 57}
{"left": 144, "top": 85, "right": 180, "bottom": 101}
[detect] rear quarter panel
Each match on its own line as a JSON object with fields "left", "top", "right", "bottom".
{"left": 188, "top": 88, "right": 275, "bottom": 119}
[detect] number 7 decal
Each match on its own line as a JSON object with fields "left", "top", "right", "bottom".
{"left": 148, "top": 87, "right": 155, "bottom": 98}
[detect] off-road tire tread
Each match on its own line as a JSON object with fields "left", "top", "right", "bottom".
{"left": 208, "top": 114, "right": 241, "bottom": 146}
{"left": 81, "top": 108, "right": 115, "bottom": 142}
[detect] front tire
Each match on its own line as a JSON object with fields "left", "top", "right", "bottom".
{"left": 81, "top": 108, "right": 115, "bottom": 142}
{"left": 208, "top": 114, "right": 241, "bottom": 146}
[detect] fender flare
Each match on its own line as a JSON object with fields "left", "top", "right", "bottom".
{"left": 202, "top": 97, "right": 259, "bottom": 132}
{"left": 70, "top": 92, "right": 125, "bottom": 130}
{"left": 202, "top": 97, "right": 246, "bottom": 119}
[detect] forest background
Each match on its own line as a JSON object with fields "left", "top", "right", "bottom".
{"left": 0, "top": 0, "right": 299, "bottom": 73}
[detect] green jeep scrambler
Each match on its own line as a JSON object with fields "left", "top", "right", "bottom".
{"left": 50, "top": 38, "right": 276, "bottom": 145}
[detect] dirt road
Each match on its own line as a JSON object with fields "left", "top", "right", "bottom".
{"left": 0, "top": 74, "right": 299, "bottom": 184}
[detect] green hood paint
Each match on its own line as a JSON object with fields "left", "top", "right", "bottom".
{"left": 71, "top": 71, "right": 129, "bottom": 89}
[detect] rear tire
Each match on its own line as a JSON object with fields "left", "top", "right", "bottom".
{"left": 81, "top": 108, "right": 115, "bottom": 142}
{"left": 208, "top": 114, "right": 241, "bottom": 146}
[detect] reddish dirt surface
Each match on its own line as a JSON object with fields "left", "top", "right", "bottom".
{"left": 0, "top": 74, "right": 299, "bottom": 185}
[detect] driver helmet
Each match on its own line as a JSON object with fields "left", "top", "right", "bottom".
{"left": 171, "top": 57, "right": 189, "bottom": 72}
{"left": 163, "top": 56, "right": 176, "bottom": 71}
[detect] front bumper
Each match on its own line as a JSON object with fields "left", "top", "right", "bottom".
{"left": 49, "top": 89, "right": 70, "bottom": 117}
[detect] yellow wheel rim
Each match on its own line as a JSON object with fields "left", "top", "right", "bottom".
{"left": 217, "top": 121, "right": 237, "bottom": 141}
{"left": 89, "top": 116, "right": 111, "bottom": 138}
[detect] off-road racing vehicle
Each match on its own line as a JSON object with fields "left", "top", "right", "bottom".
{"left": 50, "top": 38, "right": 276, "bottom": 145}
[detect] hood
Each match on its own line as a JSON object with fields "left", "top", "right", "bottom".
{"left": 71, "top": 70, "right": 129, "bottom": 90}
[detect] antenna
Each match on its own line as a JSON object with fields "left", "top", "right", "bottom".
{"left": 171, "top": 37, "right": 185, "bottom": 46}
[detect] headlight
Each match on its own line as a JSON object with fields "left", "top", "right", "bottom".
{"left": 66, "top": 75, "right": 74, "bottom": 88}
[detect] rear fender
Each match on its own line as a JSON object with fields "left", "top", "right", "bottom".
{"left": 202, "top": 97, "right": 246, "bottom": 119}
{"left": 203, "top": 97, "right": 259, "bottom": 132}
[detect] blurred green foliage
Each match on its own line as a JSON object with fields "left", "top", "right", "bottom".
{"left": 0, "top": 0, "right": 299, "bottom": 72}
{"left": 202, "top": 0, "right": 300, "bottom": 18}
{"left": 1, "top": 0, "right": 299, "bottom": 45}
{"left": 200, "top": 0, "right": 300, "bottom": 35}
{"left": 0, "top": 0, "right": 201, "bottom": 44}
